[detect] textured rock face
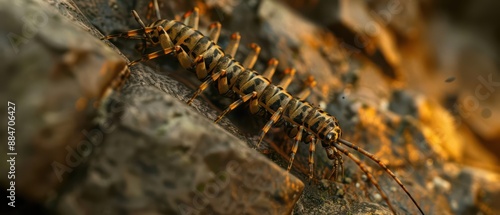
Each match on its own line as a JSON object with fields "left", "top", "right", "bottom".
{"left": 2, "top": 0, "right": 500, "bottom": 215}
{"left": 57, "top": 65, "right": 304, "bottom": 214}
{"left": 0, "top": 0, "right": 125, "bottom": 203}
{"left": 2, "top": 0, "right": 304, "bottom": 214}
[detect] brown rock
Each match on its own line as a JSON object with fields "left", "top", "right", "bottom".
{"left": 0, "top": 0, "right": 304, "bottom": 214}
{"left": 56, "top": 65, "right": 303, "bottom": 215}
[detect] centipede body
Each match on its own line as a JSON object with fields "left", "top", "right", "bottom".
{"left": 101, "top": 1, "right": 425, "bottom": 214}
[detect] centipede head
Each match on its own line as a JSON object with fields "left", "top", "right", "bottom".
{"left": 319, "top": 115, "right": 343, "bottom": 147}
{"left": 314, "top": 114, "right": 344, "bottom": 177}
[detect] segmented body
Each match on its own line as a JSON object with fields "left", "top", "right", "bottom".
{"left": 102, "top": 5, "right": 424, "bottom": 215}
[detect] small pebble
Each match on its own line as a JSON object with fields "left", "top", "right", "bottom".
{"left": 433, "top": 176, "right": 451, "bottom": 192}
{"left": 336, "top": 188, "right": 345, "bottom": 197}
{"left": 373, "top": 193, "right": 382, "bottom": 201}
{"left": 344, "top": 177, "right": 352, "bottom": 184}
{"left": 320, "top": 179, "right": 330, "bottom": 189}
{"left": 451, "top": 200, "right": 458, "bottom": 210}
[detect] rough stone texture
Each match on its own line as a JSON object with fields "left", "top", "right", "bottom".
{"left": 56, "top": 65, "right": 303, "bottom": 215}
{"left": 3, "top": 0, "right": 500, "bottom": 215}
{"left": 2, "top": 0, "right": 304, "bottom": 214}
{"left": 0, "top": 0, "right": 125, "bottom": 204}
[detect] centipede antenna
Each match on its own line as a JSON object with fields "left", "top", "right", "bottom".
{"left": 334, "top": 144, "right": 396, "bottom": 213}
{"left": 132, "top": 10, "right": 153, "bottom": 53}
{"left": 338, "top": 138, "right": 425, "bottom": 215}
{"left": 153, "top": 0, "right": 161, "bottom": 20}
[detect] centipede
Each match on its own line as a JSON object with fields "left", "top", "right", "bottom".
{"left": 101, "top": 1, "right": 425, "bottom": 214}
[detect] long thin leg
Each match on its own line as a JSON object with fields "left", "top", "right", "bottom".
{"left": 132, "top": 10, "right": 153, "bottom": 54}
{"left": 338, "top": 138, "right": 425, "bottom": 215}
{"left": 334, "top": 144, "right": 397, "bottom": 214}
{"left": 132, "top": 10, "right": 148, "bottom": 30}
{"left": 242, "top": 43, "right": 261, "bottom": 69}
{"left": 135, "top": 40, "right": 152, "bottom": 55}
{"left": 287, "top": 126, "right": 303, "bottom": 171}
{"left": 277, "top": 68, "right": 296, "bottom": 89}
{"left": 129, "top": 47, "right": 175, "bottom": 66}
{"left": 214, "top": 92, "right": 257, "bottom": 123}
{"left": 101, "top": 27, "right": 155, "bottom": 40}
{"left": 127, "top": 27, "right": 190, "bottom": 67}
{"left": 262, "top": 58, "right": 279, "bottom": 80}
{"left": 186, "top": 69, "right": 225, "bottom": 105}
{"left": 108, "top": 64, "right": 130, "bottom": 92}
{"left": 325, "top": 146, "right": 344, "bottom": 181}
{"left": 217, "top": 69, "right": 229, "bottom": 95}
{"left": 183, "top": 7, "right": 199, "bottom": 30}
{"left": 146, "top": 0, "right": 161, "bottom": 20}
{"left": 192, "top": 55, "right": 208, "bottom": 79}
{"left": 256, "top": 107, "right": 285, "bottom": 148}
{"left": 225, "top": 32, "right": 241, "bottom": 58}
{"left": 208, "top": 22, "right": 222, "bottom": 44}
{"left": 296, "top": 75, "right": 317, "bottom": 100}
{"left": 114, "top": 24, "right": 195, "bottom": 76}
{"left": 334, "top": 147, "right": 344, "bottom": 180}
{"left": 307, "top": 137, "right": 317, "bottom": 181}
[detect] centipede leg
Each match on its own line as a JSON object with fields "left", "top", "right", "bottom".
{"left": 129, "top": 47, "right": 175, "bottom": 66}
{"left": 338, "top": 138, "right": 425, "bottom": 214}
{"left": 296, "top": 75, "right": 317, "bottom": 100}
{"left": 127, "top": 27, "right": 190, "bottom": 66}
{"left": 101, "top": 27, "right": 155, "bottom": 40}
{"left": 131, "top": 10, "right": 154, "bottom": 54}
{"left": 193, "top": 55, "right": 208, "bottom": 79}
{"left": 306, "top": 136, "right": 317, "bottom": 181}
{"left": 224, "top": 32, "right": 241, "bottom": 58}
{"left": 277, "top": 68, "right": 296, "bottom": 89}
{"left": 208, "top": 22, "right": 222, "bottom": 44}
{"left": 132, "top": 10, "right": 148, "bottom": 31}
{"left": 107, "top": 65, "right": 130, "bottom": 94}
{"left": 146, "top": 0, "right": 161, "bottom": 20}
{"left": 242, "top": 43, "right": 261, "bottom": 69}
{"left": 187, "top": 69, "right": 225, "bottom": 105}
{"left": 287, "top": 126, "right": 303, "bottom": 171}
{"left": 217, "top": 69, "right": 229, "bottom": 94}
{"left": 334, "top": 147, "right": 344, "bottom": 180}
{"left": 256, "top": 107, "right": 285, "bottom": 148}
{"left": 325, "top": 146, "right": 344, "bottom": 181}
{"left": 334, "top": 144, "right": 397, "bottom": 214}
{"left": 183, "top": 7, "right": 199, "bottom": 30}
{"left": 262, "top": 58, "right": 279, "bottom": 80}
{"left": 214, "top": 92, "right": 258, "bottom": 123}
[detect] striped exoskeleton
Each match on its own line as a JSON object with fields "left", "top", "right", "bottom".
{"left": 101, "top": 3, "right": 424, "bottom": 214}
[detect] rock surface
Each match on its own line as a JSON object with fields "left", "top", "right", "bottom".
{"left": 0, "top": 0, "right": 125, "bottom": 204}
{"left": 3, "top": 0, "right": 303, "bottom": 214}
{"left": 57, "top": 65, "right": 303, "bottom": 215}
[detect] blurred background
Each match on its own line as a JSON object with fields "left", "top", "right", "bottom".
{"left": 280, "top": 0, "right": 500, "bottom": 172}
